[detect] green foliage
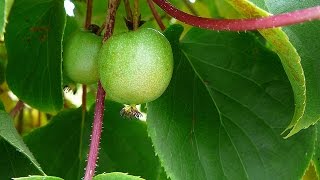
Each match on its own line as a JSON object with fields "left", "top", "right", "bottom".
{"left": 1, "top": 0, "right": 319, "bottom": 179}
{"left": 93, "top": 172, "right": 145, "bottom": 180}
{"left": 0, "top": 111, "right": 45, "bottom": 176}
{"left": 0, "top": 102, "right": 165, "bottom": 179}
{"left": 5, "top": 0, "right": 66, "bottom": 113}
{"left": 13, "top": 176, "right": 63, "bottom": 180}
{"left": 147, "top": 24, "right": 316, "bottom": 180}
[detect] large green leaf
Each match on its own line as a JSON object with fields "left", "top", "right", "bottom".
{"left": 19, "top": 102, "right": 165, "bottom": 180}
{"left": 5, "top": 0, "right": 66, "bottom": 113}
{"left": 93, "top": 172, "right": 145, "bottom": 180}
{"left": 147, "top": 25, "right": 316, "bottom": 180}
{"left": 222, "top": 0, "right": 309, "bottom": 137}
{"left": 0, "top": 111, "right": 45, "bottom": 176}
{"left": 253, "top": 0, "right": 320, "bottom": 137}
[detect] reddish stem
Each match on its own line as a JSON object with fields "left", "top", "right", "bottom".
{"left": 84, "top": 0, "right": 120, "bottom": 179}
{"left": 152, "top": 0, "right": 320, "bottom": 31}
{"left": 147, "top": 0, "right": 166, "bottom": 31}
{"left": 83, "top": 82, "right": 105, "bottom": 180}
{"left": 9, "top": 100, "right": 24, "bottom": 117}
{"left": 103, "top": 0, "right": 121, "bottom": 41}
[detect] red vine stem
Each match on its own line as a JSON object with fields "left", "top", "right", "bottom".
{"left": 147, "top": 0, "right": 166, "bottom": 31}
{"left": 152, "top": 0, "right": 320, "bottom": 31}
{"left": 84, "top": 0, "right": 120, "bottom": 179}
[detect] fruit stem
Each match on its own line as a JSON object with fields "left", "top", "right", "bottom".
{"left": 103, "top": 0, "right": 121, "bottom": 41}
{"left": 133, "top": 0, "right": 140, "bottom": 30}
{"left": 124, "top": 0, "right": 133, "bottom": 22}
{"left": 9, "top": 100, "right": 24, "bottom": 117}
{"left": 84, "top": 0, "right": 93, "bottom": 29}
{"left": 83, "top": 0, "right": 120, "bottom": 179}
{"left": 147, "top": 0, "right": 166, "bottom": 31}
{"left": 152, "top": 0, "right": 320, "bottom": 31}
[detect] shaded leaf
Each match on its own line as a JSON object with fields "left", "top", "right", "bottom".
{"left": 5, "top": 0, "right": 66, "bottom": 113}
{"left": 0, "top": 139, "right": 40, "bottom": 179}
{"left": 147, "top": 24, "right": 316, "bottom": 180}
{"left": 0, "top": 111, "right": 45, "bottom": 175}
{"left": 93, "top": 172, "right": 144, "bottom": 180}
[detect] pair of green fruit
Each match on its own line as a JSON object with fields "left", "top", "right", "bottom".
{"left": 63, "top": 28, "right": 173, "bottom": 105}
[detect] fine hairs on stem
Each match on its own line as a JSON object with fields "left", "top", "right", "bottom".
{"left": 152, "top": 0, "right": 320, "bottom": 31}
{"left": 83, "top": 0, "right": 120, "bottom": 180}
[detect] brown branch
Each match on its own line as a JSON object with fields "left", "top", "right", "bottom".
{"left": 147, "top": 0, "right": 166, "bottom": 31}
{"left": 85, "top": 0, "right": 93, "bottom": 28}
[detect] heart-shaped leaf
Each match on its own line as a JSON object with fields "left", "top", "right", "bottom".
{"left": 5, "top": 0, "right": 66, "bottom": 113}
{"left": 147, "top": 24, "right": 316, "bottom": 180}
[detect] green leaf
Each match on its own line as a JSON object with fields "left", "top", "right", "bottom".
{"left": 254, "top": 0, "right": 320, "bottom": 137}
{"left": 0, "top": 111, "right": 45, "bottom": 175}
{"left": 0, "top": 101, "right": 4, "bottom": 110}
{"left": 313, "top": 122, "right": 320, "bottom": 175}
{"left": 5, "top": 0, "right": 66, "bottom": 113}
{"left": 222, "top": 1, "right": 308, "bottom": 137}
{"left": 0, "top": 0, "right": 14, "bottom": 35}
{"left": 21, "top": 102, "right": 164, "bottom": 180}
{"left": 0, "top": 0, "right": 4, "bottom": 35}
{"left": 147, "top": 25, "right": 316, "bottom": 180}
{"left": 13, "top": 176, "right": 63, "bottom": 180}
{"left": 93, "top": 172, "right": 145, "bottom": 180}
{"left": 23, "top": 109, "right": 83, "bottom": 179}
{"left": 0, "top": 139, "right": 40, "bottom": 179}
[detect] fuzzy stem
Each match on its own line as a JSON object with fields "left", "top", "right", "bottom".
{"left": 152, "top": 0, "right": 320, "bottom": 31}
{"left": 84, "top": 0, "right": 120, "bottom": 179}
{"left": 147, "top": 0, "right": 166, "bottom": 31}
{"left": 9, "top": 100, "right": 24, "bottom": 117}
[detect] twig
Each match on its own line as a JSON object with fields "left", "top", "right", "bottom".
{"left": 85, "top": 0, "right": 93, "bottom": 28}
{"left": 133, "top": 0, "right": 139, "bottom": 30}
{"left": 9, "top": 100, "right": 24, "bottom": 118}
{"left": 147, "top": 0, "right": 166, "bottom": 31}
{"left": 84, "top": 0, "right": 120, "bottom": 179}
{"left": 124, "top": 0, "right": 133, "bottom": 21}
{"left": 152, "top": 0, "right": 320, "bottom": 31}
